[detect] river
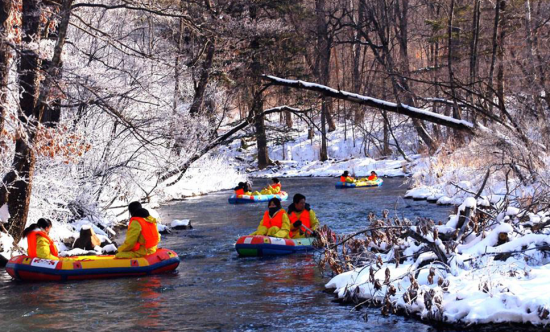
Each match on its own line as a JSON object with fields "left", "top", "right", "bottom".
{"left": 1, "top": 177, "right": 461, "bottom": 331}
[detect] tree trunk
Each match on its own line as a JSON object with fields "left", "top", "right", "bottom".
{"left": 285, "top": 110, "right": 293, "bottom": 128}
{"left": 2, "top": 0, "right": 43, "bottom": 241}
{"left": 393, "top": 0, "right": 436, "bottom": 152}
{"left": 2, "top": 0, "right": 72, "bottom": 242}
{"left": 447, "top": 0, "right": 464, "bottom": 143}
{"left": 352, "top": 0, "right": 365, "bottom": 125}
{"left": 189, "top": 39, "right": 216, "bottom": 116}
{"left": 253, "top": 90, "right": 270, "bottom": 169}
{"left": 496, "top": 1, "right": 507, "bottom": 116}
{"left": 487, "top": 0, "right": 502, "bottom": 116}
{"left": 0, "top": 0, "right": 12, "bottom": 134}
{"left": 315, "top": 0, "right": 331, "bottom": 161}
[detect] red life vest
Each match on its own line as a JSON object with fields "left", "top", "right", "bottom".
{"left": 289, "top": 210, "right": 311, "bottom": 237}
{"left": 261, "top": 209, "right": 285, "bottom": 229}
{"left": 235, "top": 188, "right": 245, "bottom": 195}
{"left": 27, "top": 230, "right": 59, "bottom": 258}
{"left": 129, "top": 217, "right": 160, "bottom": 251}
{"left": 272, "top": 183, "right": 281, "bottom": 190}
{"left": 340, "top": 176, "right": 346, "bottom": 182}
{"left": 368, "top": 175, "right": 377, "bottom": 181}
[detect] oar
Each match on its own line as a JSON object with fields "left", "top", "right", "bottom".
{"left": 298, "top": 224, "right": 317, "bottom": 238}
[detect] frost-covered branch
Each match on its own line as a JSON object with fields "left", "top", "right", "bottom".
{"left": 262, "top": 75, "right": 475, "bottom": 133}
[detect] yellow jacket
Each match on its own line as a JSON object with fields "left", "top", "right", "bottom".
{"left": 290, "top": 209, "right": 320, "bottom": 239}
{"left": 36, "top": 235, "right": 59, "bottom": 260}
{"left": 251, "top": 210, "right": 291, "bottom": 238}
{"left": 116, "top": 216, "right": 161, "bottom": 258}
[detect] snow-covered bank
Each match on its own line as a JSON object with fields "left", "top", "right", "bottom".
{"left": 220, "top": 126, "right": 412, "bottom": 179}
{"left": 319, "top": 133, "right": 550, "bottom": 326}
{"left": 0, "top": 155, "right": 245, "bottom": 261}
{"left": 324, "top": 199, "right": 550, "bottom": 326}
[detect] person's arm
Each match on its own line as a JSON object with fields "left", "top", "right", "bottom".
{"left": 251, "top": 216, "right": 268, "bottom": 235}
{"left": 274, "top": 213, "right": 290, "bottom": 238}
{"left": 36, "top": 236, "right": 59, "bottom": 260}
{"left": 118, "top": 221, "right": 142, "bottom": 252}
{"left": 309, "top": 210, "right": 320, "bottom": 231}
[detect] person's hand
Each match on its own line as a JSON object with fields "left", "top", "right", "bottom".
{"left": 293, "top": 220, "right": 302, "bottom": 228}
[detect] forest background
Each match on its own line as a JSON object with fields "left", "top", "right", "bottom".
{"left": 0, "top": 0, "right": 549, "bottom": 251}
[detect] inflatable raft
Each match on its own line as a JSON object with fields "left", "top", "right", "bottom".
{"left": 335, "top": 178, "right": 383, "bottom": 189}
{"left": 228, "top": 191, "right": 289, "bottom": 204}
{"left": 6, "top": 248, "right": 180, "bottom": 281}
{"left": 235, "top": 235, "right": 315, "bottom": 256}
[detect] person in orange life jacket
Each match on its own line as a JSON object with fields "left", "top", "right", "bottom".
{"left": 23, "top": 218, "right": 59, "bottom": 260}
{"left": 250, "top": 197, "right": 291, "bottom": 238}
{"left": 260, "top": 177, "right": 282, "bottom": 195}
{"left": 340, "top": 171, "right": 355, "bottom": 183}
{"left": 116, "top": 202, "right": 161, "bottom": 258}
{"left": 367, "top": 171, "right": 378, "bottom": 181}
{"left": 234, "top": 182, "right": 246, "bottom": 196}
{"left": 288, "top": 194, "right": 320, "bottom": 239}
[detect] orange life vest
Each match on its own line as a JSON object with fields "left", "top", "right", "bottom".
{"left": 129, "top": 217, "right": 160, "bottom": 251}
{"left": 340, "top": 176, "right": 353, "bottom": 182}
{"left": 27, "top": 230, "right": 59, "bottom": 258}
{"left": 272, "top": 183, "right": 281, "bottom": 190}
{"left": 368, "top": 174, "right": 377, "bottom": 181}
{"left": 262, "top": 209, "right": 285, "bottom": 229}
{"left": 289, "top": 210, "right": 311, "bottom": 237}
{"left": 235, "top": 188, "right": 245, "bottom": 195}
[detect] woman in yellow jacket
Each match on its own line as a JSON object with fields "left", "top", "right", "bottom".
{"left": 23, "top": 218, "right": 59, "bottom": 260}
{"left": 116, "top": 202, "right": 161, "bottom": 258}
{"left": 250, "top": 198, "right": 290, "bottom": 238}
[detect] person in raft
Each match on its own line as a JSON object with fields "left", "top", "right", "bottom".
{"left": 23, "top": 218, "right": 59, "bottom": 260}
{"left": 234, "top": 182, "right": 246, "bottom": 196}
{"left": 367, "top": 171, "right": 378, "bottom": 181}
{"left": 250, "top": 197, "right": 290, "bottom": 238}
{"left": 260, "top": 178, "right": 282, "bottom": 195}
{"left": 287, "top": 194, "right": 319, "bottom": 239}
{"left": 116, "top": 201, "right": 161, "bottom": 258}
{"left": 340, "top": 171, "right": 355, "bottom": 183}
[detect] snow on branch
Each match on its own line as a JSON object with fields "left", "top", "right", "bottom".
{"left": 262, "top": 75, "right": 475, "bottom": 132}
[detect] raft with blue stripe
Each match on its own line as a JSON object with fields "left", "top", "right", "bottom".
{"left": 235, "top": 235, "right": 315, "bottom": 256}
{"left": 335, "top": 178, "right": 383, "bottom": 189}
{"left": 6, "top": 248, "right": 180, "bottom": 281}
{"left": 228, "top": 191, "right": 289, "bottom": 204}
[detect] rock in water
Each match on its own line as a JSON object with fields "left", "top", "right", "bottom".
{"left": 171, "top": 219, "right": 192, "bottom": 230}
{"left": 73, "top": 225, "right": 102, "bottom": 250}
{"left": 0, "top": 253, "right": 7, "bottom": 267}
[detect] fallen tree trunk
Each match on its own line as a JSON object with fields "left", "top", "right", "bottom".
{"left": 261, "top": 75, "right": 475, "bottom": 133}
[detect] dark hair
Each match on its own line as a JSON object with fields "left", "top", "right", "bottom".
{"left": 293, "top": 193, "right": 306, "bottom": 204}
{"left": 267, "top": 197, "right": 281, "bottom": 209}
{"left": 234, "top": 182, "right": 245, "bottom": 190}
{"left": 342, "top": 171, "right": 349, "bottom": 177}
{"left": 371, "top": 171, "right": 377, "bottom": 174}
{"left": 129, "top": 201, "right": 142, "bottom": 217}
{"left": 272, "top": 178, "right": 280, "bottom": 184}
{"left": 23, "top": 218, "right": 53, "bottom": 238}
{"left": 133, "top": 208, "right": 150, "bottom": 218}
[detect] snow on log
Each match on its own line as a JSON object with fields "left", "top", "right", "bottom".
{"left": 262, "top": 75, "right": 474, "bottom": 132}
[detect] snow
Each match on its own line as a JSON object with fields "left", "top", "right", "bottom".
{"left": 0, "top": 204, "right": 10, "bottom": 223}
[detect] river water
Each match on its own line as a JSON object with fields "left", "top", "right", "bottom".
{"left": 1, "top": 177, "right": 460, "bottom": 331}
